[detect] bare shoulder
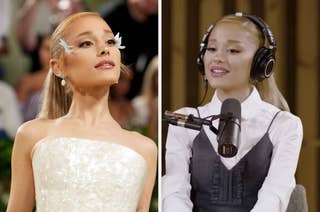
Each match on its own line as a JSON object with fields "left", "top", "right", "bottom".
{"left": 126, "top": 131, "right": 158, "bottom": 159}
{"left": 16, "top": 118, "right": 50, "bottom": 138}
{"left": 14, "top": 118, "right": 52, "bottom": 154}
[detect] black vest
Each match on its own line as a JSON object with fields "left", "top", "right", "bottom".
{"left": 190, "top": 110, "right": 280, "bottom": 212}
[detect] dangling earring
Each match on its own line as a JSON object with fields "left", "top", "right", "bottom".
{"left": 60, "top": 73, "right": 66, "bottom": 87}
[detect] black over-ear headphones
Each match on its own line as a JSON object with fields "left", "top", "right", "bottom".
{"left": 197, "top": 12, "right": 276, "bottom": 81}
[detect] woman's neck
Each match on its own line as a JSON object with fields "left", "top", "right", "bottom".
{"left": 65, "top": 87, "right": 115, "bottom": 126}
{"left": 216, "top": 86, "right": 253, "bottom": 103}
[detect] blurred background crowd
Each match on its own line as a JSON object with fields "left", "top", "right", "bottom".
{"left": 0, "top": 0, "right": 158, "bottom": 210}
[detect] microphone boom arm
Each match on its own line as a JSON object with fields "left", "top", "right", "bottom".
{"left": 163, "top": 111, "right": 221, "bottom": 135}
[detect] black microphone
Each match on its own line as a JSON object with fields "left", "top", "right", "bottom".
{"left": 164, "top": 111, "right": 212, "bottom": 131}
{"left": 217, "top": 98, "right": 241, "bottom": 158}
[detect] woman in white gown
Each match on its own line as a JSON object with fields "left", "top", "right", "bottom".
{"left": 7, "top": 12, "right": 157, "bottom": 212}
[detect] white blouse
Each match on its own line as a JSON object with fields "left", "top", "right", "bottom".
{"left": 162, "top": 87, "right": 303, "bottom": 212}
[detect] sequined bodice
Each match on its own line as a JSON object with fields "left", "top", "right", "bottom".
{"left": 32, "top": 137, "right": 147, "bottom": 212}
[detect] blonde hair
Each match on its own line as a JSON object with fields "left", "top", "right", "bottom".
{"left": 216, "top": 15, "right": 290, "bottom": 111}
{"left": 38, "top": 12, "right": 127, "bottom": 119}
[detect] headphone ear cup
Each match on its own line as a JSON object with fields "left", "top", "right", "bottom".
{"left": 198, "top": 25, "right": 214, "bottom": 76}
{"left": 250, "top": 47, "right": 275, "bottom": 81}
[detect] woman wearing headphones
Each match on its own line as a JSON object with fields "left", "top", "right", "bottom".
{"left": 162, "top": 13, "right": 303, "bottom": 212}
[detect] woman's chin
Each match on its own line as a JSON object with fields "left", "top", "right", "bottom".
{"left": 94, "top": 76, "right": 119, "bottom": 86}
{"left": 208, "top": 79, "right": 231, "bottom": 90}
{"left": 73, "top": 79, "right": 118, "bottom": 90}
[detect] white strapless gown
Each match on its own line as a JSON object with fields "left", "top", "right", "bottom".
{"left": 32, "top": 137, "right": 147, "bottom": 212}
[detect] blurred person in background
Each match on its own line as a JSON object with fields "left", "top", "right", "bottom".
{"left": 131, "top": 55, "right": 158, "bottom": 140}
{"left": 99, "top": 0, "right": 158, "bottom": 99}
{"left": 16, "top": 0, "right": 85, "bottom": 73}
{"left": 0, "top": 0, "right": 10, "bottom": 55}
{"left": 0, "top": 0, "right": 22, "bottom": 139}
{"left": 15, "top": 35, "right": 51, "bottom": 121}
{"left": 0, "top": 80, "right": 22, "bottom": 139}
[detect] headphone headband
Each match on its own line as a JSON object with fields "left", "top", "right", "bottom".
{"left": 197, "top": 12, "right": 276, "bottom": 81}
{"left": 235, "top": 12, "right": 276, "bottom": 50}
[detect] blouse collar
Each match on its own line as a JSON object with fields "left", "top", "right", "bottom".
{"left": 208, "top": 86, "right": 263, "bottom": 121}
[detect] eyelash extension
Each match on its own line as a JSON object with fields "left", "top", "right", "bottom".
{"left": 62, "top": 33, "right": 126, "bottom": 51}
{"left": 114, "top": 33, "right": 126, "bottom": 49}
{"left": 58, "top": 38, "right": 74, "bottom": 54}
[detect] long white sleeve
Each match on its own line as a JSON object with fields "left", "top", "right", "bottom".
{"left": 251, "top": 112, "right": 303, "bottom": 212}
{"left": 162, "top": 108, "right": 199, "bottom": 212}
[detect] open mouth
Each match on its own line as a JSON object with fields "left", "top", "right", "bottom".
{"left": 209, "top": 66, "right": 230, "bottom": 77}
